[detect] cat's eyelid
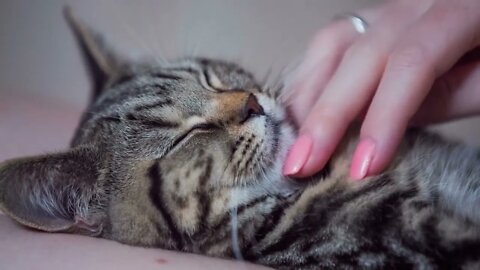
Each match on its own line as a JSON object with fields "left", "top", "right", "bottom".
{"left": 201, "top": 69, "right": 227, "bottom": 91}
{"left": 160, "top": 64, "right": 224, "bottom": 92}
{"left": 190, "top": 123, "right": 219, "bottom": 131}
{"left": 151, "top": 72, "right": 182, "bottom": 81}
{"left": 185, "top": 115, "right": 207, "bottom": 126}
{"left": 198, "top": 69, "right": 220, "bottom": 92}
{"left": 125, "top": 113, "right": 179, "bottom": 129}
{"left": 168, "top": 122, "right": 218, "bottom": 154}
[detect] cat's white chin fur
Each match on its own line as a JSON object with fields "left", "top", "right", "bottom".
{"left": 229, "top": 95, "right": 299, "bottom": 208}
{"left": 227, "top": 117, "right": 297, "bottom": 260}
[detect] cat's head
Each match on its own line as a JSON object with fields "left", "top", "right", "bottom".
{"left": 0, "top": 9, "right": 297, "bottom": 251}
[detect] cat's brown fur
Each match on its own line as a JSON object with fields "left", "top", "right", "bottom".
{"left": 1, "top": 9, "right": 480, "bottom": 269}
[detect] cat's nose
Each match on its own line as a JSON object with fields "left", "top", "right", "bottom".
{"left": 240, "top": 94, "right": 264, "bottom": 123}
{"left": 213, "top": 91, "right": 265, "bottom": 124}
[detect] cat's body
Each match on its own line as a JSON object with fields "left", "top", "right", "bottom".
{"left": 1, "top": 10, "right": 480, "bottom": 269}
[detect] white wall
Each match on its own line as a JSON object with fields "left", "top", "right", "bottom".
{"left": 1, "top": 0, "right": 479, "bottom": 145}
{"left": 0, "top": 0, "right": 378, "bottom": 107}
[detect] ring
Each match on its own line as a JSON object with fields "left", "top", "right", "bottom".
{"left": 334, "top": 13, "right": 369, "bottom": 34}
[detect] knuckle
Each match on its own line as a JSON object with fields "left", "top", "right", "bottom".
{"left": 388, "top": 44, "right": 432, "bottom": 72}
{"left": 311, "top": 24, "right": 347, "bottom": 53}
{"left": 344, "top": 37, "right": 386, "bottom": 61}
{"left": 311, "top": 104, "right": 355, "bottom": 127}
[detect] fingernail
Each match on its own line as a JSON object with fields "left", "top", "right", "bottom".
{"left": 350, "top": 138, "right": 376, "bottom": 180}
{"left": 283, "top": 134, "right": 313, "bottom": 176}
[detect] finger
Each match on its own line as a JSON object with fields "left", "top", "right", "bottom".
{"left": 287, "top": 1, "right": 400, "bottom": 124}
{"left": 413, "top": 60, "right": 480, "bottom": 125}
{"left": 287, "top": 20, "right": 359, "bottom": 124}
{"left": 285, "top": 4, "right": 422, "bottom": 178}
{"left": 355, "top": 1, "right": 480, "bottom": 179}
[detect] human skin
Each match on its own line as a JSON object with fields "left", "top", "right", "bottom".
{"left": 283, "top": 0, "right": 480, "bottom": 180}
{"left": 0, "top": 213, "right": 269, "bottom": 270}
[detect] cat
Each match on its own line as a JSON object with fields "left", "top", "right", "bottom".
{"left": 1, "top": 8, "right": 480, "bottom": 270}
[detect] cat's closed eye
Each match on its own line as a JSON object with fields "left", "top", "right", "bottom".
{"left": 2, "top": 8, "right": 480, "bottom": 270}
{"left": 171, "top": 123, "right": 220, "bottom": 150}
{"left": 190, "top": 123, "right": 220, "bottom": 131}
{"left": 182, "top": 123, "right": 219, "bottom": 139}
{"left": 126, "top": 115, "right": 179, "bottom": 129}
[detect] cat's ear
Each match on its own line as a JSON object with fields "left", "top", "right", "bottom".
{"left": 0, "top": 145, "right": 105, "bottom": 236}
{"left": 64, "top": 7, "right": 124, "bottom": 101}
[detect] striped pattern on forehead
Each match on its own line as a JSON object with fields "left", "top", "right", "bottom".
{"left": 72, "top": 70, "right": 193, "bottom": 144}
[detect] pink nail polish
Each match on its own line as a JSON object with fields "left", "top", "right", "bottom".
{"left": 283, "top": 134, "right": 313, "bottom": 176}
{"left": 350, "top": 138, "right": 376, "bottom": 180}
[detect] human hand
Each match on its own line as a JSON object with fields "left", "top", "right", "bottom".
{"left": 283, "top": 0, "right": 480, "bottom": 180}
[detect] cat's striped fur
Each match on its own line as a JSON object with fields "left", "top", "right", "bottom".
{"left": 1, "top": 9, "right": 480, "bottom": 269}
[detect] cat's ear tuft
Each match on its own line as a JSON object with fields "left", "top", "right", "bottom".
{"left": 0, "top": 145, "right": 105, "bottom": 236}
{"left": 64, "top": 7, "right": 125, "bottom": 102}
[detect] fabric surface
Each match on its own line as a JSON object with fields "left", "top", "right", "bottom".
{"left": 0, "top": 93, "right": 82, "bottom": 162}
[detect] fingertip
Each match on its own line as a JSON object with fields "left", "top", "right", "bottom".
{"left": 295, "top": 157, "right": 330, "bottom": 178}
{"left": 366, "top": 145, "right": 396, "bottom": 177}
{"left": 283, "top": 134, "right": 313, "bottom": 176}
{"left": 355, "top": 124, "right": 405, "bottom": 178}
{"left": 282, "top": 132, "right": 329, "bottom": 178}
{"left": 284, "top": 131, "right": 335, "bottom": 179}
{"left": 349, "top": 137, "right": 376, "bottom": 180}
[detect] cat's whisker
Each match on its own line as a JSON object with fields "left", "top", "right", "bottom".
{"left": 276, "top": 93, "right": 298, "bottom": 111}
{"left": 5, "top": 12, "right": 479, "bottom": 268}
{"left": 275, "top": 85, "right": 291, "bottom": 102}
{"left": 187, "top": 39, "right": 201, "bottom": 59}
{"left": 112, "top": 4, "right": 158, "bottom": 62}
{"left": 265, "top": 61, "right": 301, "bottom": 103}
{"left": 260, "top": 67, "right": 275, "bottom": 93}
{"left": 229, "top": 194, "right": 243, "bottom": 261}
{"left": 82, "top": 111, "right": 124, "bottom": 123}
{"left": 145, "top": 2, "right": 167, "bottom": 64}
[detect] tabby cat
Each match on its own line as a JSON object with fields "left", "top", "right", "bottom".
{"left": 1, "top": 9, "right": 480, "bottom": 270}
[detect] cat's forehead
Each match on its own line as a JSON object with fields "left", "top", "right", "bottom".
{"left": 114, "top": 58, "right": 258, "bottom": 91}
{"left": 72, "top": 56, "right": 271, "bottom": 150}
{"left": 90, "top": 58, "right": 259, "bottom": 113}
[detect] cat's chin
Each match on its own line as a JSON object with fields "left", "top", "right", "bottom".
{"left": 227, "top": 94, "right": 299, "bottom": 198}
{"left": 261, "top": 99, "right": 300, "bottom": 185}
{"left": 227, "top": 119, "right": 298, "bottom": 203}
{"left": 257, "top": 118, "right": 299, "bottom": 197}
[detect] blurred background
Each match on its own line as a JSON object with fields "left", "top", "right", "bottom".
{"left": 1, "top": 0, "right": 479, "bottom": 161}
